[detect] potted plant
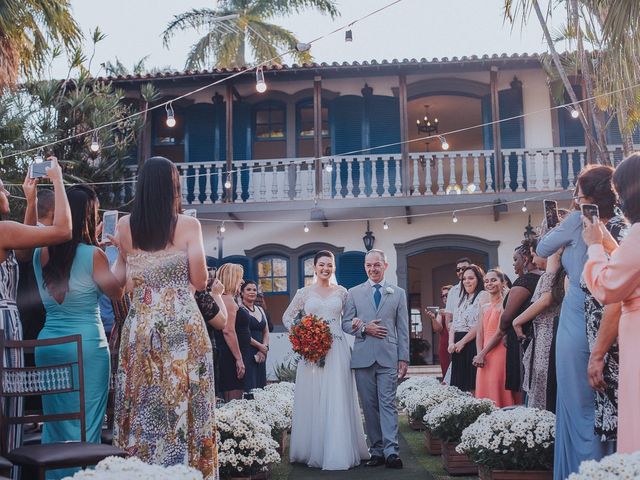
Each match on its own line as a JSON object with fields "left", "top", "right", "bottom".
{"left": 251, "top": 382, "right": 295, "bottom": 455}
{"left": 403, "top": 381, "right": 462, "bottom": 432}
{"left": 567, "top": 451, "right": 640, "bottom": 479}
{"left": 217, "top": 400, "right": 281, "bottom": 479}
{"left": 457, "top": 407, "right": 555, "bottom": 480}
{"left": 423, "top": 396, "right": 495, "bottom": 475}
{"left": 64, "top": 456, "right": 204, "bottom": 479}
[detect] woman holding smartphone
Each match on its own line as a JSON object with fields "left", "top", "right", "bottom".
{"left": 0, "top": 159, "right": 71, "bottom": 470}
{"left": 537, "top": 165, "right": 618, "bottom": 479}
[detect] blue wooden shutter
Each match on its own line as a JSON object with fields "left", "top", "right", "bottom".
{"left": 559, "top": 86, "right": 585, "bottom": 147}
{"left": 233, "top": 102, "right": 252, "bottom": 161}
{"left": 186, "top": 104, "right": 216, "bottom": 162}
{"left": 498, "top": 88, "right": 524, "bottom": 149}
{"left": 336, "top": 251, "right": 367, "bottom": 290}
{"left": 369, "top": 96, "right": 401, "bottom": 195}
{"left": 481, "top": 94, "right": 493, "bottom": 150}
{"left": 332, "top": 96, "right": 363, "bottom": 155}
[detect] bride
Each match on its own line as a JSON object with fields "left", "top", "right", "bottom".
{"left": 282, "top": 250, "right": 369, "bottom": 470}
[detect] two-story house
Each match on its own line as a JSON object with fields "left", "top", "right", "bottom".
{"left": 104, "top": 53, "right": 630, "bottom": 369}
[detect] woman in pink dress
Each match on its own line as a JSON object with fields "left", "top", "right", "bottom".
{"left": 583, "top": 152, "right": 640, "bottom": 453}
{"left": 473, "top": 269, "right": 517, "bottom": 407}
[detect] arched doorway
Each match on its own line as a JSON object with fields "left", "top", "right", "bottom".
{"left": 395, "top": 235, "right": 500, "bottom": 366}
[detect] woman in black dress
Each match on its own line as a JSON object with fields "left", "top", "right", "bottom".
{"left": 240, "top": 280, "right": 269, "bottom": 390}
{"left": 216, "top": 263, "right": 251, "bottom": 401}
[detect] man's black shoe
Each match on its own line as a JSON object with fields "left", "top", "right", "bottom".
{"left": 385, "top": 454, "right": 403, "bottom": 469}
{"left": 364, "top": 455, "right": 385, "bottom": 467}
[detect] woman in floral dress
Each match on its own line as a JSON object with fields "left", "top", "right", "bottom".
{"left": 112, "top": 157, "right": 217, "bottom": 479}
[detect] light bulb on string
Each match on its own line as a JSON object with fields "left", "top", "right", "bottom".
{"left": 345, "top": 29, "right": 353, "bottom": 42}
{"left": 255, "top": 66, "right": 267, "bottom": 93}
{"left": 570, "top": 107, "right": 580, "bottom": 119}
{"left": 383, "top": 220, "right": 389, "bottom": 230}
{"left": 439, "top": 135, "right": 449, "bottom": 151}
{"left": 165, "top": 102, "right": 176, "bottom": 127}
{"left": 220, "top": 221, "right": 226, "bottom": 233}
{"left": 224, "top": 174, "right": 232, "bottom": 190}
{"left": 303, "top": 223, "right": 309, "bottom": 233}
{"left": 325, "top": 160, "right": 334, "bottom": 173}
{"left": 452, "top": 211, "right": 458, "bottom": 223}
{"left": 521, "top": 201, "right": 528, "bottom": 212}
{"left": 90, "top": 132, "right": 100, "bottom": 153}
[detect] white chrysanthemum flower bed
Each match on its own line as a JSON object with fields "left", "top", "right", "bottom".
{"left": 423, "top": 395, "right": 495, "bottom": 443}
{"left": 568, "top": 451, "right": 640, "bottom": 479}
{"left": 396, "top": 376, "right": 441, "bottom": 408}
{"left": 217, "top": 399, "right": 281, "bottom": 478}
{"left": 457, "top": 407, "right": 555, "bottom": 471}
{"left": 403, "top": 382, "right": 466, "bottom": 423}
{"left": 62, "top": 456, "right": 203, "bottom": 479}
{"left": 251, "top": 382, "right": 295, "bottom": 436}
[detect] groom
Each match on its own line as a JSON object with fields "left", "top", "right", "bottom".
{"left": 342, "top": 248, "right": 409, "bottom": 469}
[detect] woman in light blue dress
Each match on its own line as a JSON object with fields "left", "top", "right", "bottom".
{"left": 537, "top": 166, "right": 616, "bottom": 479}
{"left": 33, "top": 185, "right": 123, "bottom": 480}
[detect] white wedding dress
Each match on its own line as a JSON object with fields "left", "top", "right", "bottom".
{"left": 282, "top": 286, "right": 369, "bottom": 470}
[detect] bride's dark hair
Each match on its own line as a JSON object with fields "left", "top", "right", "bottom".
{"left": 313, "top": 250, "right": 335, "bottom": 265}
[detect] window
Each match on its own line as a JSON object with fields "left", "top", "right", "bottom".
{"left": 255, "top": 103, "right": 285, "bottom": 140}
{"left": 302, "top": 256, "right": 315, "bottom": 287}
{"left": 297, "top": 103, "right": 329, "bottom": 138}
{"left": 410, "top": 308, "right": 423, "bottom": 338}
{"left": 257, "top": 256, "right": 288, "bottom": 293}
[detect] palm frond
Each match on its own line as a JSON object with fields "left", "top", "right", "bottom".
{"left": 162, "top": 8, "right": 232, "bottom": 48}
{"left": 251, "top": 0, "right": 339, "bottom": 20}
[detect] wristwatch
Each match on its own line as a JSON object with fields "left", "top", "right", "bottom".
{"left": 361, "top": 325, "right": 367, "bottom": 337}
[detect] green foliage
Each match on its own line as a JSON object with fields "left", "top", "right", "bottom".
{"left": 162, "top": 0, "right": 339, "bottom": 69}
{"left": 273, "top": 358, "right": 298, "bottom": 383}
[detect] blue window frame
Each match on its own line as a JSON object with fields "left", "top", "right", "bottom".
{"left": 300, "top": 255, "right": 316, "bottom": 288}
{"left": 296, "top": 100, "right": 329, "bottom": 139}
{"left": 254, "top": 102, "right": 286, "bottom": 141}
{"left": 257, "top": 256, "right": 288, "bottom": 293}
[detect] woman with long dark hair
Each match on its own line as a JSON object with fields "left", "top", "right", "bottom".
{"left": 537, "top": 165, "right": 618, "bottom": 478}
{"left": 448, "top": 264, "right": 485, "bottom": 392}
{"left": 0, "top": 160, "right": 71, "bottom": 477}
{"left": 583, "top": 153, "right": 640, "bottom": 453}
{"left": 33, "top": 185, "right": 122, "bottom": 480}
{"left": 111, "top": 157, "right": 217, "bottom": 479}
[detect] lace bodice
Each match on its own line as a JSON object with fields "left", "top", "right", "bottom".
{"left": 282, "top": 286, "right": 348, "bottom": 338}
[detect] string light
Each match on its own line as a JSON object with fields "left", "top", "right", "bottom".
{"left": 325, "top": 160, "right": 334, "bottom": 172}
{"left": 303, "top": 223, "right": 309, "bottom": 233}
{"left": 570, "top": 107, "right": 580, "bottom": 119}
{"left": 439, "top": 135, "right": 449, "bottom": 150}
{"left": 383, "top": 219, "right": 389, "bottom": 230}
{"left": 224, "top": 174, "right": 232, "bottom": 190}
{"left": 345, "top": 29, "right": 353, "bottom": 42}
{"left": 90, "top": 132, "right": 100, "bottom": 153}
{"left": 165, "top": 102, "right": 176, "bottom": 127}
{"left": 296, "top": 42, "right": 311, "bottom": 52}
{"left": 452, "top": 211, "right": 458, "bottom": 223}
{"left": 220, "top": 221, "right": 226, "bottom": 233}
{"left": 256, "top": 66, "right": 267, "bottom": 93}
{"left": 521, "top": 201, "right": 528, "bottom": 212}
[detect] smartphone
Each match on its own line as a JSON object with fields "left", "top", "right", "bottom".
{"left": 581, "top": 203, "right": 600, "bottom": 223}
{"left": 206, "top": 267, "right": 217, "bottom": 289}
{"left": 426, "top": 306, "right": 440, "bottom": 315}
{"left": 101, "top": 210, "right": 118, "bottom": 244}
{"left": 543, "top": 200, "right": 560, "bottom": 229}
{"left": 30, "top": 160, "right": 53, "bottom": 179}
{"left": 184, "top": 209, "right": 197, "bottom": 218}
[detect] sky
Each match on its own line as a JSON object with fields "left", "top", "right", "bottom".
{"left": 50, "top": 0, "right": 567, "bottom": 79}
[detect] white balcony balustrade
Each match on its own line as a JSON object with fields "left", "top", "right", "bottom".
{"left": 124, "top": 145, "right": 627, "bottom": 205}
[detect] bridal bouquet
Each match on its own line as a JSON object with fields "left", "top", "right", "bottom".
{"left": 289, "top": 313, "right": 332, "bottom": 366}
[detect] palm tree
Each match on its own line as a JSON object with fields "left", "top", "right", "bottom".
{"left": 0, "top": 0, "right": 81, "bottom": 90}
{"left": 162, "top": 0, "right": 339, "bottom": 69}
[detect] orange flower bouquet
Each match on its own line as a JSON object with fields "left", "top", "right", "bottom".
{"left": 289, "top": 313, "right": 333, "bottom": 367}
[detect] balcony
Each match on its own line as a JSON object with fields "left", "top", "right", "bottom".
{"left": 125, "top": 145, "right": 626, "bottom": 207}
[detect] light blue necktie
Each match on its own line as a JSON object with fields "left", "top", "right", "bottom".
{"left": 373, "top": 284, "right": 382, "bottom": 308}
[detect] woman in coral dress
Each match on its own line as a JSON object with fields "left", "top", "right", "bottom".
{"left": 583, "top": 153, "right": 640, "bottom": 453}
{"left": 474, "top": 269, "right": 516, "bottom": 407}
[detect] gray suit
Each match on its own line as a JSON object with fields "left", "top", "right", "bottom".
{"left": 342, "top": 280, "right": 410, "bottom": 458}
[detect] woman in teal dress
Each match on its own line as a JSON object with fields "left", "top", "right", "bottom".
{"left": 33, "top": 185, "right": 123, "bottom": 480}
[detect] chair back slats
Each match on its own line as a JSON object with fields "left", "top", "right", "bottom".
{"left": 2, "top": 364, "right": 75, "bottom": 396}
{"left": 0, "top": 332, "right": 87, "bottom": 454}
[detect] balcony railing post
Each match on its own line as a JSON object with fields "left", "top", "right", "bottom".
{"left": 541, "top": 151, "right": 550, "bottom": 190}
{"left": 554, "top": 152, "right": 563, "bottom": 190}
{"left": 516, "top": 154, "right": 525, "bottom": 192}
{"left": 461, "top": 154, "right": 469, "bottom": 193}
{"left": 382, "top": 157, "right": 390, "bottom": 197}
{"left": 411, "top": 156, "right": 419, "bottom": 196}
{"left": 527, "top": 152, "right": 537, "bottom": 191}
{"left": 357, "top": 157, "right": 366, "bottom": 198}
{"left": 306, "top": 163, "right": 314, "bottom": 199}
{"left": 425, "top": 157, "right": 433, "bottom": 195}
{"left": 472, "top": 156, "right": 480, "bottom": 193}
{"left": 448, "top": 155, "right": 456, "bottom": 192}
{"left": 503, "top": 154, "right": 512, "bottom": 192}
{"left": 485, "top": 155, "right": 494, "bottom": 192}
{"left": 437, "top": 156, "right": 444, "bottom": 194}
{"left": 346, "top": 159, "right": 355, "bottom": 199}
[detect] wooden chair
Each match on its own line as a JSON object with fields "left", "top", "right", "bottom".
{"left": 0, "top": 333, "right": 126, "bottom": 480}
